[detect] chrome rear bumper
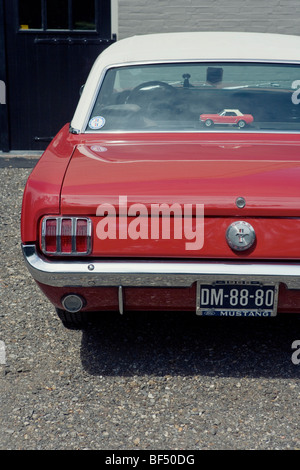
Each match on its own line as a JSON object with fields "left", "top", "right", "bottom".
{"left": 22, "top": 244, "right": 300, "bottom": 289}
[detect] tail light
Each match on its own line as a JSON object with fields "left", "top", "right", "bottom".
{"left": 41, "top": 217, "right": 92, "bottom": 255}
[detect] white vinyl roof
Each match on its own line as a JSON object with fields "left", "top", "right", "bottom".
{"left": 71, "top": 32, "right": 300, "bottom": 132}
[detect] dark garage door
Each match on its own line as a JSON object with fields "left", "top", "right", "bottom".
{"left": 0, "top": 0, "right": 115, "bottom": 151}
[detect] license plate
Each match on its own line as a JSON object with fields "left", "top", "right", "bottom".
{"left": 196, "top": 281, "right": 279, "bottom": 317}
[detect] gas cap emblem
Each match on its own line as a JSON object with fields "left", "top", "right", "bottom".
{"left": 226, "top": 221, "right": 256, "bottom": 251}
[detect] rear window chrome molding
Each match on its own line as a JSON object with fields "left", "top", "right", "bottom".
{"left": 22, "top": 244, "right": 300, "bottom": 290}
{"left": 83, "top": 129, "right": 300, "bottom": 135}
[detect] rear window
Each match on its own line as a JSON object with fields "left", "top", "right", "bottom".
{"left": 86, "top": 62, "right": 300, "bottom": 133}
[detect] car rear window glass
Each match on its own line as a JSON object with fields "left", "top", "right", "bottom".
{"left": 86, "top": 62, "right": 300, "bottom": 133}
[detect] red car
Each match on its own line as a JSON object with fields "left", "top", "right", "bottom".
{"left": 21, "top": 32, "right": 300, "bottom": 328}
{"left": 200, "top": 109, "right": 254, "bottom": 128}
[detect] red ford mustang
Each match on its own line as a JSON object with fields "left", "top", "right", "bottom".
{"left": 200, "top": 109, "right": 254, "bottom": 128}
{"left": 21, "top": 32, "right": 300, "bottom": 328}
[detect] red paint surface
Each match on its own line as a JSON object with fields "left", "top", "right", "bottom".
{"left": 22, "top": 129, "right": 300, "bottom": 313}
{"left": 60, "top": 135, "right": 300, "bottom": 218}
{"left": 37, "top": 282, "right": 300, "bottom": 314}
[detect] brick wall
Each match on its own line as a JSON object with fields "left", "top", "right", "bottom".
{"left": 117, "top": 0, "right": 300, "bottom": 40}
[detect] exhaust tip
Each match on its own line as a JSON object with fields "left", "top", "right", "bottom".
{"left": 61, "top": 294, "right": 85, "bottom": 313}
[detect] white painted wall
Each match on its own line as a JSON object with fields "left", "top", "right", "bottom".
{"left": 116, "top": 0, "right": 300, "bottom": 40}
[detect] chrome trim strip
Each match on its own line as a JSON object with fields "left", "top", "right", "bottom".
{"left": 72, "top": 218, "right": 77, "bottom": 253}
{"left": 57, "top": 217, "right": 62, "bottom": 253}
{"left": 84, "top": 129, "right": 300, "bottom": 135}
{"left": 22, "top": 244, "right": 300, "bottom": 290}
{"left": 118, "top": 286, "right": 124, "bottom": 315}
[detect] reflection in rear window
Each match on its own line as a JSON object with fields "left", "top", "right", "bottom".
{"left": 86, "top": 62, "right": 300, "bottom": 132}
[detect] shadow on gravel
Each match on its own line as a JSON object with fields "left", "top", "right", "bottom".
{"left": 80, "top": 311, "right": 300, "bottom": 379}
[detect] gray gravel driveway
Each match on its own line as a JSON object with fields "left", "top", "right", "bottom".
{"left": 0, "top": 162, "right": 299, "bottom": 451}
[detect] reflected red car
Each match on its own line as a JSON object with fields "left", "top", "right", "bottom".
{"left": 200, "top": 109, "right": 254, "bottom": 128}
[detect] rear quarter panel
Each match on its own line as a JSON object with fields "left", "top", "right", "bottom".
{"left": 21, "top": 125, "right": 77, "bottom": 243}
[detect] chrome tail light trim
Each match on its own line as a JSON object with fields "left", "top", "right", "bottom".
{"left": 41, "top": 217, "right": 92, "bottom": 256}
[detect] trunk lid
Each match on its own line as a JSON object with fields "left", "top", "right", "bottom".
{"left": 61, "top": 136, "right": 300, "bottom": 217}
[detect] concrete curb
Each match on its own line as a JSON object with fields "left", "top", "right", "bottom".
{"left": 0, "top": 152, "right": 42, "bottom": 167}
{"left": 0, "top": 151, "right": 42, "bottom": 158}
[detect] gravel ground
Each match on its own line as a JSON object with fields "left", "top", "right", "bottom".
{"left": 0, "top": 165, "right": 300, "bottom": 451}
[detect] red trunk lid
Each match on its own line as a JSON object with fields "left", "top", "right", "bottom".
{"left": 61, "top": 135, "right": 300, "bottom": 217}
